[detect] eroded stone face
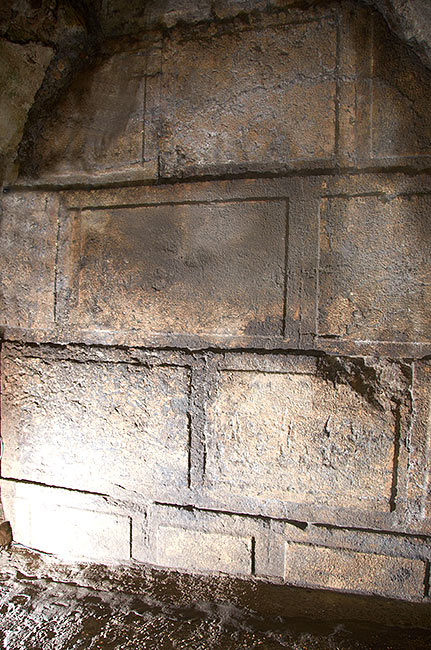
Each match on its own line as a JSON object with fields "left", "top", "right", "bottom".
{"left": 0, "top": 39, "right": 53, "bottom": 182}
{"left": 1, "top": 356, "right": 190, "bottom": 495}
{"left": 156, "top": 526, "right": 252, "bottom": 574}
{"left": 372, "top": 16, "right": 431, "bottom": 159}
{"left": 158, "top": 19, "right": 337, "bottom": 176}
{"left": 284, "top": 543, "right": 426, "bottom": 600}
{"left": 0, "top": 192, "right": 58, "bottom": 329}
{"left": 26, "top": 50, "right": 151, "bottom": 181}
{"left": 205, "top": 364, "right": 398, "bottom": 512}
{"left": 319, "top": 194, "right": 431, "bottom": 341}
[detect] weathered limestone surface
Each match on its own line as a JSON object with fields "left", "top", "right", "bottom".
{"left": 156, "top": 527, "right": 252, "bottom": 575}
{"left": 206, "top": 364, "right": 399, "bottom": 511}
{"left": 68, "top": 200, "right": 286, "bottom": 336}
{"left": 13, "top": 3, "right": 431, "bottom": 186}
{"left": 158, "top": 18, "right": 337, "bottom": 177}
{"left": 372, "top": 15, "right": 431, "bottom": 159}
{"left": 1, "top": 355, "right": 190, "bottom": 496}
{"left": 1, "top": 481, "right": 132, "bottom": 561}
{"left": 319, "top": 193, "right": 431, "bottom": 341}
{"left": 408, "top": 360, "right": 431, "bottom": 530}
{"left": 284, "top": 543, "right": 426, "bottom": 600}
{"left": 27, "top": 50, "right": 153, "bottom": 183}
{"left": 0, "top": 0, "right": 431, "bottom": 610}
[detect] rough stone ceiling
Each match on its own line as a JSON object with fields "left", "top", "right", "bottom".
{"left": 1, "top": 0, "right": 431, "bottom": 186}
{"left": 2, "top": 0, "right": 431, "bottom": 68}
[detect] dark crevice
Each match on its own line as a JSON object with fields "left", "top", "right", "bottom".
{"left": 17, "top": 1, "right": 103, "bottom": 179}
{"left": 317, "top": 355, "right": 412, "bottom": 411}
{"left": 10, "top": 163, "right": 431, "bottom": 192}
{"left": 0, "top": 475, "right": 110, "bottom": 499}
{"left": 389, "top": 401, "right": 402, "bottom": 513}
{"left": 424, "top": 561, "right": 430, "bottom": 599}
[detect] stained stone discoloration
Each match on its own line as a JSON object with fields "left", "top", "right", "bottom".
{"left": 69, "top": 200, "right": 286, "bottom": 337}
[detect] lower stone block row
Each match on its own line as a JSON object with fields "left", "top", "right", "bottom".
{"left": 2, "top": 480, "right": 429, "bottom": 602}
{"left": 2, "top": 345, "right": 431, "bottom": 531}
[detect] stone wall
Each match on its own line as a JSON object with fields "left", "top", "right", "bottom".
{"left": 1, "top": 0, "right": 431, "bottom": 603}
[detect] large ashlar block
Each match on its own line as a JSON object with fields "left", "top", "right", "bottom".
{"left": 1, "top": 355, "right": 190, "bottom": 496}
{"left": 156, "top": 526, "right": 252, "bottom": 575}
{"left": 1, "top": 480, "right": 131, "bottom": 561}
{"left": 284, "top": 543, "right": 426, "bottom": 600}
{"left": 68, "top": 200, "right": 286, "bottom": 336}
{"left": 158, "top": 19, "right": 336, "bottom": 176}
{"left": 206, "top": 362, "right": 400, "bottom": 512}
{"left": 132, "top": 503, "right": 258, "bottom": 575}
{"left": 319, "top": 194, "right": 431, "bottom": 341}
{"left": 0, "top": 192, "right": 58, "bottom": 329}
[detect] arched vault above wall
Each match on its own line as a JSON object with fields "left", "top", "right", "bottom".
{"left": 1, "top": 0, "right": 431, "bottom": 186}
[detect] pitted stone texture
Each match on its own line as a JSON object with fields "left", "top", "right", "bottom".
{"left": 158, "top": 19, "right": 336, "bottom": 177}
{"left": 319, "top": 194, "right": 431, "bottom": 342}
{"left": 1, "top": 355, "right": 190, "bottom": 496}
{"left": 69, "top": 200, "right": 286, "bottom": 337}
{"left": 0, "top": 191, "right": 58, "bottom": 329}
{"left": 205, "top": 362, "right": 399, "bottom": 512}
{"left": 284, "top": 543, "right": 426, "bottom": 601}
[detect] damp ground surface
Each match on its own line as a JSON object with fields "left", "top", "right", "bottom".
{"left": 0, "top": 567, "right": 431, "bottom": 650}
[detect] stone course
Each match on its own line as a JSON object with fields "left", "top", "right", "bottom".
{"left": 0, "top": 0, "right": 430, "bottom": 607}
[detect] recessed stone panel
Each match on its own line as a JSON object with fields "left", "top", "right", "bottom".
{"left": 158, "top": 20, "right": 336, "bottom": 176}
{"left": 156, "top": 526, "right": 252, "bottom": 575}
{"left": 1, "top": 480, "right": 131, "bottom": 561}
{"left": 206, "top": 367, "right": 397, "bottom": 511}
{"left": 408, "top": 360, "right": 431, "bottom": 530}
{"left": 319, "top": 194, "right": 431, "bottom": 341}
{"left": 284, "top": 543, "right": 425, "bottom": 600}
{"left": 1, "top": 355, "right": 190, "bottom": 495}
{"left": 69, "top": 200, "right": 286, "bottom": 337}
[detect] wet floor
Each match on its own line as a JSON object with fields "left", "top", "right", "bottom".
{"left": 0, "top": 565, "right": 431, "bottom": 650}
